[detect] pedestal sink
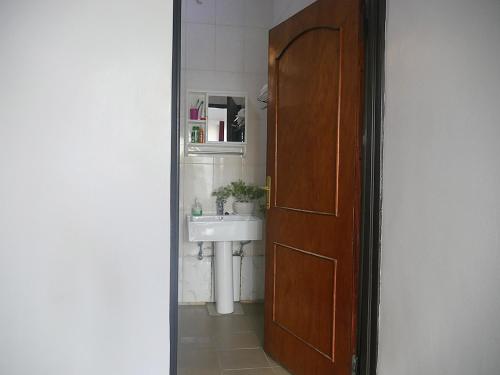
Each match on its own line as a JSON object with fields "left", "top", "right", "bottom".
{"left": 187, "top": 215, "right": 263, "bottom": 314}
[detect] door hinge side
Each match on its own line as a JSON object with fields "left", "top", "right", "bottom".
{"left": 352, "top": 354, "right": 359, "bottom": 375}
{"left": 363, "top": 0, "right": 369, "bottom": 37}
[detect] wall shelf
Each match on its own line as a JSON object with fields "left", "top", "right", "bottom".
{"left": 185, "top": 89, "right": 247, "bottom": 157}
{"left": 185, "top": 142, "right": 245, "bottom": 156}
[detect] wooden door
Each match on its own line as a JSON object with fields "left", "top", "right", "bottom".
{"left": 264, "top": 0, "right": 363, "bottom": 374}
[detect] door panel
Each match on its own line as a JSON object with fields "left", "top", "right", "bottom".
{"left": 264, "top": 1, "right": 363, "bottom": 374}
{"left": 273, "top": 244, "right": 336, "bottom": 358}
{"left": 276, "top": 28, "right": 340, "bottom": 215}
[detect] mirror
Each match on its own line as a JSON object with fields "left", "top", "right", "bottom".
{"left": 207, "top": 95, "right": 246, "bottom": 143}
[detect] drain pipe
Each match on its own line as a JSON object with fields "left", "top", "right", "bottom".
{"left": 196, "top": 242, "right": 216, "bottom": 303}
{"left": 233, "top": 241, "right": 251, "bottom": 302}
{"left": 197, "top": 241, "right": 204, "bottom": 260}
{"left": 235, "top": 240, "right": 251, "bottom": 257}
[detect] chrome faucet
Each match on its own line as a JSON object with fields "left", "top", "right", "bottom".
{"left": 216, "top": 200, "right": 224, "bottom": 216}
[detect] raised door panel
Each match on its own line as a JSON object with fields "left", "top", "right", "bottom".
{"left": 275, "top": 28, "right": 341, "bottom": 215}
{"left": 273, "top": 243, "right": 337, "bottom": 359}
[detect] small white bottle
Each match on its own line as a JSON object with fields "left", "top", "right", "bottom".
{"left": 191, "top": 198, "right": 203, "bottom": 216}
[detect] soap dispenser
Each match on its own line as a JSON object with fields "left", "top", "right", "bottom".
{"left": 191, "top": 198, "right": 203, "bottom": 216}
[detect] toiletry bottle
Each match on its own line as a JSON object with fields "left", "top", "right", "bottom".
{"left": 191, "top": 126, "right": 199, "bottom": 143}
{"left": 219, "top": 121, "right": 225, "bottom": 142}
{"left": 191, "top": 198, "right": 203, "bottom": 216}
{"left": 199, "top": 127, "right": 205, "bottom": 143}
{"left": 198, "top": 100, "right": 205, "bottom": 120}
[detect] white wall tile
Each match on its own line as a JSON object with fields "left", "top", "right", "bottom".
{"left": 244, "top": 28, "right": 268, "bottom": 74}
{"left": 271, "top": 0, "right": 316, "bottom": 28}
{"left": 241, "top": 164, "right": 266, "bottom": 186}
{"left": 215, "top": 0, "right": 245, "bottom": 26}
{"left": 183, "top": 0, "right": 216, "bottom": 24}
{"left": 183, "top": 154, "right": 215, "bottom": 165}
{"left": 183, "top": 256, "right": 214, "bottom": 303}
{"left": 186, "top": 23, "right": 216, "bottom": 70}
{"left": 179, "top": 162, "right": 186, "bottom": 214}
{"left": 180, "top": 214, "right": 190, "bottom": 245}
{"left": 213, "top": 161, "right": 243, "bottom": 190}
{"left": 243, "top": 239, "right": 265, "bottom": 256}
{"left": 215, "top": 26, "right": 245, "bottom": 72}
{"left": 272, "top": 0, "right": 291, "bottom": 26}
{"left": 213, "top": 155, "right": 244, "bottom": 166}
{"left": 183, "top": 163, "right": 215, "bottom": 214}
{"left": 213, "top": 71, "right": 247, "bottom": 91}
{"left": 182, "top": 240, "right": 197, "bottom": 257}
{"left": 241, "top": 255, "right": 265, "bottom": 301}
{"left": 182, "top": 240, "right": 214, "bottom": 257}
{"left": 244, "top": 0, "right": 273, "bottom": 29}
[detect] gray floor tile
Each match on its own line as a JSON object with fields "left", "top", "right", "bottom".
{"left": 212, "top": 315, "right": 257, "bottom": 334}
{"left": 179, "top": 304, "right": 271, "bottom": 374}
{"left": 218, "top": 348, "right": 271, "bottom": 370}
{"left": 180, "top": 314, "right": 217, "bottom": 338}
{"left": 178, "top": 368, "right": 221, "bottom": 375}
{"left": 241, "top": 303, "right": 264, "bottom": 316}
{"left": 223, "top": 368, "right": 276, "bottom": 375}
{"left": 265, "top": 353, "right": 279, "bottom": 367}
{"left": 272, "top": 367, "right": 292, "bottom": 375}
{"left": 214, "top": 331, "right": 261, "bottom": 350}
{"left": 179, "top": 335, "right": 215, "bottom": 350}
{"left": 177, "top": 368, "right": 222, "bottom": 375}
{"left": 178, "top": 348, "right": 220, "bottom": 371}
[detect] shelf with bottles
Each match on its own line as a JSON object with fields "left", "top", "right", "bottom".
{"left": 185, "top": 89, "right": 247, "bottom": 157}
{"left": 188, "top": 123, "right": 207, "bottom": 144}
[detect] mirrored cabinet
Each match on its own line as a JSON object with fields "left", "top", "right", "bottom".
{"left": 186, "top": 90, "right": 247, "bottom": 156}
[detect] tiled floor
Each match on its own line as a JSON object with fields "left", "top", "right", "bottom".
{"left": 178, "top": 303, "right": 291, "bottom": 375}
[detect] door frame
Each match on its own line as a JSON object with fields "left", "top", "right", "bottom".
{"left": 168, "top": 0, "right": 385, "bottom": 373}
{"left": 356, "top": 0, "right": 385, "bottom": 374}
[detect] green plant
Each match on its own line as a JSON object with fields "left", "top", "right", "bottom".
{"left": 229, "top": 180, "right": 265, "bottom": 202}
{"left": 211, "top": 186, "right": 232, "bottom": 203}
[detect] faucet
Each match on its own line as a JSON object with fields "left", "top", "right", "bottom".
{"left": 216, "top": 200, "right": 224, "bottom": 216}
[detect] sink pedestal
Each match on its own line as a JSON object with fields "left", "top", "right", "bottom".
{"left": 214, "top": 241, "right": 234, "bottom": 314}
{"left": 187, "top": 214, "right": 263, "bottom": 315}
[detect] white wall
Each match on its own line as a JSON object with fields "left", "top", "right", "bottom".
{"left": 0, "top": 1, "right": 172, "bottom": 374}
{"left": 179, "top": 0, "right": 270, "bottom": 303}
{"left": 271, "top": 0, "right": 316, "bottom": 27}
{"left": 380, "top": 0, "right": 500, "bottom": 374}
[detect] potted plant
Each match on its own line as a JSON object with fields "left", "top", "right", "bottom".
{"left": 211, "top": 186, "right": 232, "bottom": 215}
{"left": 229, "top": 180, "right": 265, "bottom": 215}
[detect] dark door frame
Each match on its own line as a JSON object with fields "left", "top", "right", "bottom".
{"left": 169, "top": 0, "right": 385, "bottom": 373}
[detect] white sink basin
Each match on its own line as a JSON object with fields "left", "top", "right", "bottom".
{"left": 187, "top": 215, "right": 263, "bottom": 242}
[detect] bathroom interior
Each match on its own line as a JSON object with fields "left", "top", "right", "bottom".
{"left": 177, "top": 1, "right": 314, "bottom": 374}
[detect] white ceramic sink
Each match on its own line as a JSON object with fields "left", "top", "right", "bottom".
{"left": 187, "top": 214, "right": 263, "bottom": 314}
{"left": 188, "top": 215, "right": 263, "bottom": 242}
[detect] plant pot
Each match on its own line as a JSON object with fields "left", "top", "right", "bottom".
{"left": 233, "top": 201, "right": 254, "bottom": 215}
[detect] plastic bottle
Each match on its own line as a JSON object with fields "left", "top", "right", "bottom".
{"left": 191, "top": 126, "right": 199, "bottom": 143}
{"left": 191, "top": 198, "right": 203, "bottom": 216}
{"left": 199, "top": 127, "right": 205, "bottom": 143}
{"left": 219, "top": 121, "right": 225, "bottom": 141}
